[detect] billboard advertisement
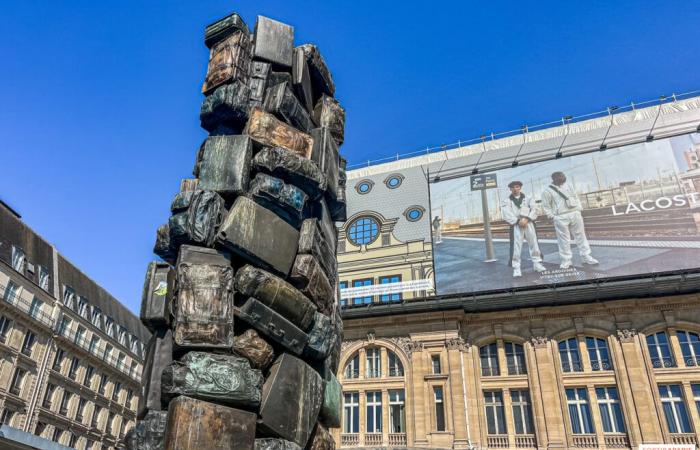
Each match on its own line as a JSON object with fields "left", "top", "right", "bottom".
{"left": 429, "top": 132, "right": 700, "bottom": 296}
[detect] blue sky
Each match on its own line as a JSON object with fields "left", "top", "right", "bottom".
{"left": 2, "top": 0, "right": 699, "bottom": 314}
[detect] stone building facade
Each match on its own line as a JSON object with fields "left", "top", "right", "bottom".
{"left": 0, "top": 201, "right": 149, "bottom": 449}
{"left": 334, "top": 291, "right": 700, "bottom": 450}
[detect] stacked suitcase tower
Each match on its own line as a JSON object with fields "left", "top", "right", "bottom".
{"left": 126, "top": 11, "right": 346, "bottom": 450}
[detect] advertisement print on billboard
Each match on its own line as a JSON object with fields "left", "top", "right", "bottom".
{"left": 429, "top": 132, "right": 700, "bottom": 296}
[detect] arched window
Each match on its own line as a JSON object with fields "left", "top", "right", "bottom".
{"left": 480, "top": 343, "right": 499, "bottom": 376}
{"left": 388, "top": 351, "right": 404, "bottom": 377}
{"left": 646, "top": 332, "right": 675, "bottom": 368}
{"left": 347, "top": 217, "right": 379, "bottom": 246}
{"left": 344, "top": 354, "right": 359, "bottom": 379}
{"left": 505, "top": 342, "right": 526, "bottom": 375}
{"left": 558, "top": 338, "right": 582, "bottom": 372}
{"left": 586, "top": 337, "right": 612, "bottom": 371}
{"left": 677, "top": 330, "right": 700, "bottom": 366}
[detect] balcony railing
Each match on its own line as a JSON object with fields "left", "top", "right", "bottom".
{"left": 651, "top": 357, "right": 676, "bottom": 368}
{"left": 364, "top": 434, "right": 382, "bottom": 446}
{"left": 671, "top": 433, "right": 698, "bottom": 445}
{"left": 340, "top": 434, "right": 359, "bottom": 447}
{"left": 685, "top": 357, "right": 700, "bottom": 367}
{"left": 604, "top": 434, "right": 630, "bottom": 448}
{"left": 481, "top": 367, "right": 500, "bottom": 377}
{"left": 1, "top": 282, "right": 55, "bottom": 329}
{"left": 514, "top": 435, "right": 536, "bottom": 448}
{"left": 561, "top": 361, "right": 584, "bottom": 373}
{"left": 388, "top": 433, "right": 407, "bottom": 446}
{"left": 487, "top": 435, "right": 509, "bottom": 448}
{"left": 571, "top": 434, "right": 598, "bottom": 448}
{"left": 590, "top": 360, "right": 613, "bottom": 371}
{"left": 506, "top": 363, "right": 527, "bottom": 376}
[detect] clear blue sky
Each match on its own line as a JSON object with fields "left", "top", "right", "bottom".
{"left": 2, "top": 0, "right": 698, "bottom": 314}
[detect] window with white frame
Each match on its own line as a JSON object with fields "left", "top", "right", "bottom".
{"left": 677, "top": 330, "right": 700, "bottom": 367}
{"left": 89, "top": 336, "right": 100, "bottom": 355}
{"left": 91, "top": 306, "right": 102, "bottom": 327}
{"left": 38, "top": 265, "right": 50, "bottom": 291}
{"left": 434, "top": 386, "right": 446, "bottom": 431}
{"left": 344, "top": 354, "right": 359, "bottom": 379}
{"left": 484, "top": 391, "right": 507, "bottom": 435}
{"left": 586, "top": 337, "right": 612, "bottom": 371}
{"left": 105, "top": 317, "right": 115, "bottom": 337}
{"left": 62, "top": 286, "right": 76, "bottom": 310}
{"left": 366, "top": 391, "right": 382, "bottom": 433}
{"left": 343, "top": 392, "right": 359, "bottom": 433}
{"left": 505, "top": 342, "right": 526, "bottom": 375}
{"left": 692, "top": 384, "right": 700, "bottom": 418}
{"left": 21, "top": 330, "right": 36, "bottom": 356}
{"left": 78, "top": 297, "right": 89, "bottom": 319}
{"left": 646, "top": 332, "right": 675, "bottom": 368}
{"left": 389, "top": 389, "right": 405, "bottom": 433}
{"left": 596, "top": 387, "right": 626, "bottom": 433}
{"left": 3, "top": 281, "right": 19, "bottom": 303}
{"left": 366, "top": 348, "right": 381, "bottom": 378}
{"left": 566, "top": 388, "right": 595, "bottom": 434}
{"left": 388, "top": 351, "right": 404, "bottom": 376}
{"left": 480, "top": 343, "right": 499, "bottom": 376}
{"left": 659, "top": 384, "right": 692, "bottom": 433}
{"left": 11, "top": 246, "right": 26, "bottom": 272}
{"left": 511, "top": 390, "right": 534, "bottom": 434}
{"left": 431, "top": 354, "right": 441, "bottom": 374}
{"left": 559, "top": 338, "right": 582, "bottom": 372}
{"left": 0, "top": 315, "right": 11, "bottom": 343}
{"left": 29, "top": 297, "right": 43, "bottom": 318}
{"left": 118, "top": 326, "right": 127, "bottom": 346}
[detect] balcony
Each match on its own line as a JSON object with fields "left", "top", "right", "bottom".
{"left": 388, "top": 433, "right": 407, "bottom": 446}
{"left": 671, "top": 433, "right": 698, "bottom": 445}
{"left": 590, "top": 359, "right": 613, "bottom": 371}
{"left": 514, "top": 435, "right": 536, "bottom": 448}
{"left": 364, "top": 434, "right": 382, "bottom": 446}
{"left": 487, "top": 435, "right": 509, "bottom": 448}
{"left": 651, "top": 357, "right": 676, "bottom": 369}
{"left": 571, "top": 434, "right": 598, "bottom": 448}
{"left": 604, "top": 434, "right": 630, "bottom": 448}
{"left": 1, "top": 282, "right": 55, "bottom": 329}
{"left": 341, "top": 434, "right": 359, "bottom": 447}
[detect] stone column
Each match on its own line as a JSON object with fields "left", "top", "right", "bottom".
{"left": 529, "top": 334, "right": 566, "bottom": 449}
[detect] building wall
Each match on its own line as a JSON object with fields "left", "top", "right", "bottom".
{"left": 0, "top": 202, "right": 149, "bottom": 450}
{"left": 335, "top": 293, "right": 700, "bottom": 450}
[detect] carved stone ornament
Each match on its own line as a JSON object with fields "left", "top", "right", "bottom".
{"left": 387, "top": 337, "right": 424, "bottom": 357}
{"left": 341, "top": 339, "right": 362, "bottom": 352}
{"left": 616, "top": 329, "right": 638, "bottom": 343}
{"left": 446, "top": 337, "right": 470, "bottom": 352}
{"left": 529, "top": 335, "right": 549, "bottom": 348}
{"left": 366, "top": 331, "right": 376, "bottom": 343}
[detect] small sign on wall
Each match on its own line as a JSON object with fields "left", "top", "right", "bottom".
{"left": 639, "top": 445, "right": 696, "bottom": 450}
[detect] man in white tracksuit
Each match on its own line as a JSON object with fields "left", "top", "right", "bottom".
{"left": 501, "top": 181, "right": 546, "bottom": 277}
{"left": 541, "top": 171, "right": 599, "bottom": 269}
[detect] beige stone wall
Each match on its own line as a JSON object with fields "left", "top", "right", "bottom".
{"left": 335, "top": 293, "right": 700, "bottom": 450}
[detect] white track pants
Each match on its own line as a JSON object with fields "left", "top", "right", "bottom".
{"left": 512, "top": 222, "right": 542, "bottom": 269}
{"left": 553, "top": 211, "right": 592, "bottom": 264}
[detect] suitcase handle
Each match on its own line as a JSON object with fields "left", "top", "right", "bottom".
{"left": 268, "top": 322, "right": 285, "bottom": 338}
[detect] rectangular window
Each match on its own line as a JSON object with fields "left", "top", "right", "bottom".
{"left": 388, "top": 352, "right": 404, "bottom": 377}
{"left": 76, "top": 398, "right": 87, "bottom": 422}
{"left": 57, "top": 316, "right": 71, "bottom": 336}
{"left": 9, "top": 368, "right": 26, "bottom": 396}
{"left": 692, "top": 384, "right": 700, "bottom": 418}
{"left": 105, "top": 317, "right": 115, "bottom": 337}
{"left": 11, "top": 246, "right": 26, "bottom": 273}
{"left": 59, "top": 391, "right": 71, "bottom": 415}
{"left": 566, "top": 388, "right": 595, "bottom": 434}
{"left": 379, "top": 275, "right": 401, "bottom": 302}
{"left": 586, "top": 337, "right": 612, "bottom": 371}
{"left": 559, "top": 338, "right": 583, "bottom": 372}
{"left": 98, "top": 374, "right": 108, "bottom": 396}
{"left": 51, "top": 427, "right": 62, "bottom": 443}
{"left": 480, "top": 343, "right": 500, "bottom": 376}
{"left": 35, "top": 422, "right": 47, "bottom": 437}
{"left": 118, "top": 326, "right": 127, "bottom": 346}
{"left": 505, "top": 343, "right": 527, "bottom": 375}
{"left": 21, "top": 330, "right": 36, "bottom": 356}
{"left": 62, "top": 286, "right": 76, "bottom": 310}
{"left": 75, "top": 326, "right": 86, "bottom": 346}
{"left": 113, "top": 381, "right": 122, "bottom": 402}
{"left": 84, "top": 366, "right": 95, "bottom": 387}
{"left": 344, "top": 355, "right": 359, "bottom": 379}
{"left": 339, "top": 281, "right": 348, "bottom": 307}
{"left": 0, "top": 316, "right": 11, "bottom": 343}
{"left": 108, "top": 412, "right": 115, "bottom": 435}
{"left": 3, "top": 281, "right": 19, "bottom": 303}
{"left": 677, "top": 331, "right": 700, "bottom": 367}
{"left": 68, "top": 357, "right": 80, "bottom": 380}
{"left": 352, "top": 278, "right": 373, "bottom": 305}
{"left": 389, "top": 389, "right": 406, "bottom": 433}
{"left": 89, "top": 336, "right": 100, "bottom": 355}
{"left": 78, "top": 297, "right": 89, "bottom": 319}
{"left": 484, "top": 391, "right": 507, "bottom": 435}
{"left": 431, "top": 354, "right": 442, "bottom": 374}
{"left": 29, "top": 297, "right": 43, "bottom": 319}
{"left": 91, "top": 306, "right": 102, "bottom": 327}
{"left": 91, "top": 407, "right": 101, "bottom": 428}
{"left": 596, "top": 387, "right": 626, "bottom": 433}
{"left": 434, "top": 386, "right": 446, "bottom": 431}
{"left": 105, "top": 344, "right": 114, "bottom": 362}
{"left": 366, "top": 348, "right": 381, "bottom": 378}
{"left": 43, "top": 384, "right": 56, "bottom": 408}
{"left": 38, "top": 265, "right": 50, "bottom": 291}
{"left": 511, "top": 390, "right": 534, "bottom": 434}
{"left": 126, "top": 389, "right": 134, "bottom": 408}
{"left": 659, "top": 384, "right": 692, "bottom": 433}
{"left": 366, "top": 391, "right": 382, "bottom": 433}
{"left": 1, "top": 409, "right": 15, "bottom": 426}
{"left": 646, "top": 332, "right": 675, "bottom": 368}
{"left": 52, "top": 348, "right": 65, "bottom": 372}
{"left": 343, "top": 392, "right": 359, "bottom": 434}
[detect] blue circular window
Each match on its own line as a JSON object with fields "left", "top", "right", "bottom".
{"left": 404, "top": 206, "right": 425, "bottom": 222}
{"left": 347, "top": 217, "right": 379, "bottom": 246}
{"left": 385, "top": 174, "right": 404, "bottom": 189}
{"left": 355, "top": 180, "right": 374, "bottom": 195}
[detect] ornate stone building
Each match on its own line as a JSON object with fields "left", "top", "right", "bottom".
{"left": 333, "top": 289, "right": 700, "bottom": 450}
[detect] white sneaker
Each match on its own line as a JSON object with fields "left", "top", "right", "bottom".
{"left": 513, "top": 268, "right": 522, "bottom": 277}
{"left": 582, "top": 256, "right": 599, "bottom": 265}
{"left": 533, "top": 262, "right": 546, "bottom": 272}
{"left": 560, "top": 261, "right": 572, "bottom": 269}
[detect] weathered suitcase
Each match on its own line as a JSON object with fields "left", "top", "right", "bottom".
{"left": 303, "top": 312, "right": 333, "bottom": 361}
{"left": 252, "top": 147, "right": 326, "bottom": 200}
{"left": 308, "top": 424, "right": 335, "bottom": 450}
{"left": 249, "top": 61, "right": 271, "bottom": 109}
{"left": 217, "top": 196, "right": 299, "bottom": 276}
{"left": 154, "top": 223, "right": 176, "bottom": 265}
{"left": 233, "top": 328, "right": 275, "bottom": 369}
{"left": 202, "top": 31, "right": 251, "bottom": 95}
{"left": 255, "top": 439, "right": 301, "bottom": 450}
{"left": 180, "top": 178, "right": 200, "bottom": 193}
{"left": 248, "top": 173, "right": 308, "bottom": 228}
{"left": 253, "top": 16, "right": 294, "bottom": 69}
{"left": 164, "top": 396, "right": 256, "bottom": 450}
{"left": 245, "top": 107, "right": 314, "bottom": 159}
{"left": 310, "top": 128, "right": 340, "bottom": 202}
{"left": 325, "top": 304, "right": 344, "bottom": 374}
{"left": 198, "top": 135, "right": 252, "bottom": 198}
{"left": 140, "top": 261, "right": 172, "bottom": 331}
{"left": 298, "top": 44, "right": 335, "bottom": 100}
{"left": 298, "top": 219, "right": 336, "bottom": 284}
{"left": 269, "top": 71, "right": 292, "bottom": 87}
{"left": 162, "top": 352, "right": 263, "bottom": 409}
{"left": 328, "top": 186, "right": 347, "bottom": 222}
{"left": 310, "top": 199, "right": 338, "bottom": 254}
{"left": 126, "top": 410, "right": 168, "bottom": 450}
{"left": 173, "top": 245, "right": 234, "bottom": 349}
{"left": 258, "top": 354, "right": 324, "bottom": 447}
{"left": 263, "top": 81, "right": 315, "bottom": 133}
{"left": 319, "top": 373, "right": 341, "bottom": 428}
{"left": 204, "top": 12, "right": 250, "bottom": 49}
{"left": 236, "top": 298, "right": 309, "bottom": 355}
{"left": 200, "top": 81, "right": 251, "bottom": 133}
{"left": 139, "top": 328, "right": 173, "bottom": 418}
{"left": 170, "top": 191, "right": 195, "bottom": 213}
{"left": 289, "top": 255, "right": 334, "bottom": 316}
{"left": 292, "top": 47, "right": 314, "bottom": 114}
{"left": 168, "top": 190, "right": 225, "bottom": 249}
{"left": 234, "top": 265, "right": 316, "bottom": 330}
{"left": 313, "top": 95, "right": 345, "bottom": 146}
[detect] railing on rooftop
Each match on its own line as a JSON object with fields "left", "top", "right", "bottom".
{"left": 347, "top": 89, "right": 700, "bottom": 169}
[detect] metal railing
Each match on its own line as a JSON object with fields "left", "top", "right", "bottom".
{"left": 1, "top": 282, "right": 55, "bottom": 329}
{"left": 347, "top": 89, "right": 700, "bottom": 169}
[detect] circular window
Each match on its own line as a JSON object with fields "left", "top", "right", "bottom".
{"left": 347, "top": 217, "right": 380, "bottom": 246}
{"left": 385, "top": 174, "right": 404, "bottom": 189}
{"left": 403, "top": 206, "right": 425, "bottom": 222}
{"left": 355, "top": 180, "right": 374, "bottom": 195}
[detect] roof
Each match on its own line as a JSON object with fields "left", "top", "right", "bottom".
{"left": 0, "top": 425, "right": 74, "bottom": 450}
